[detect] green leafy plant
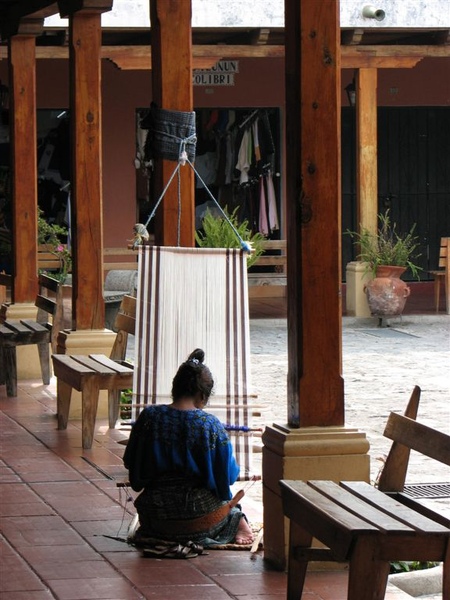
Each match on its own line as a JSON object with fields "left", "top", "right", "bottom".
{"left": 195, "top": 206, "right": 266, "bottom": 268}
{"left": 390, "top": 561, "right": 439, "bottom": 574}
{"left": 120, "top": 388, "right": 133, "bottom": 420}
{"left": 38, "top": 208, "right": 72, "bottom": 282}
{"left": 346, "top": 210, "right": 422, "bottom": 279}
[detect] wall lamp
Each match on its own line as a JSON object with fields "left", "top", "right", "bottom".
{"left": 345, "top": 78, "right": 356, "bottom": 108}
{"left": 362, "top": 5, "right": 386, "bottom": 21}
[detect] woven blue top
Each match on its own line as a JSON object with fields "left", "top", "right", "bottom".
{"left": 123, "top": 404, "right": 240, "bottom": 500}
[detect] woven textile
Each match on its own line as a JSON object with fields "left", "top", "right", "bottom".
{"left": 132, "top": 245, "right": 255, "bottom": 480}
{"left": 143, "top": 106, "right": 196, "bottom": 162}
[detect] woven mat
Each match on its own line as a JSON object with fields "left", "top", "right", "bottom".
{"left": 132, "top": 524, "right": 263, "bottom": 553}
{"left": 208, "top": 524, "right": 264, "bottom": 551}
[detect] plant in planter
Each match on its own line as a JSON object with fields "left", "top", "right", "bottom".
{"left": 195, "top": 205, "right": 266, "bottom": 268}
{"left": 38, "top": 208, "right": 72, "bottom": 282}
{"left": 347, "top": 211, "right": 422, "bottom": 317}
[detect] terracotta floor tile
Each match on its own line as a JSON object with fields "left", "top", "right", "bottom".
{"left": 46, "top": 577, "right": 142, "bottom": 600}
{"left": 0, "top": 592, "right": 56, "bottom": 599}
{"left": 0, "top": 501, "right": 55, "bottom": 517}
{"left": 1, "top": 515, "right": 84, "bottom": 547}
{"left": 120, "top": 561, "right": 213, "bottom": 586}
{"left": 197, "top": 551, "right": 269, "bottom": 574}
{"left": 137, "top": 584, "right": 234, "bottom": 599}
{"left": 33, "top": 558, "right": 122, "bottom": 581}
{"left": 19, "top": 543, "right": 103, "bottom": 564}
{"left": 0, "top": 542, "right": 47, "bottom": 593}
{"left": 0, "top": 465, "right": 22, "bottom": 483}
{"left": 209, "top": 570, "right": 287, "bottom": 596}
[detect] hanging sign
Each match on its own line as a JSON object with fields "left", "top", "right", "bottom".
{"left": 193, "top": 60, "right": 239, "bottom": 86}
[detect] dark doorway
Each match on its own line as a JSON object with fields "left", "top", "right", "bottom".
{"left": 342, "top": 106, "right": 450, "bottom": 281}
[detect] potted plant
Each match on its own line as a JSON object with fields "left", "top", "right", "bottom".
{"left": 347, "top": 211, "right": 422, "bottom": 317}
{"left": 38, "top": 208, "right": 72, "bottom": 283}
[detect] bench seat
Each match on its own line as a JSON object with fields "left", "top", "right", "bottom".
{"left": 280, "top": 386, "right": 450, "bottom": 600}
{"left": 280, "top": 479, "right": 450, "bottom": 600}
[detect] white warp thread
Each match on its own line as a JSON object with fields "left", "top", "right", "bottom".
{"left": 132, "top": 245, "right": 255, "bottom": 480}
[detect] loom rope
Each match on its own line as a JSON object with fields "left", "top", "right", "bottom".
{"left": 142, "top": 112, "right": 252, "bottom": 253}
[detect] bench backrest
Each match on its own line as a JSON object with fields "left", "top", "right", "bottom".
{"left": 103, "top": 247, "right": 139, "bottom": 273}
{"left": 253, "top": 239, "right": 287, "bottom": 271}
{"left": 378, "top": 385, "right": 450, "bottom": 492}
{"left": 384, "top": 412, "right": 450, "bottom": 466}
{"left": 38, "top": 244, "right": 66, "bottom": 272}
{"left": 109, "top": 294, "right": 136, "bottom": 361}
{"left": 437, "top": 236, "right": 449, "bottom": 270}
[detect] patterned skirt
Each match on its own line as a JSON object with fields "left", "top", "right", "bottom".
{"left": 132, "top": 474, "right": 244, "bottom": 547}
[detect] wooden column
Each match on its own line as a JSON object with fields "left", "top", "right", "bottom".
{"left": 68, "top": 8, "right": 106, "bottom": 329}
{"left": 150, "top": 0, "right": 195, "bottom": 247}
{"left": 8, "top": 33, "right": 38, "bottom": 303}
{"left": 285, "top": 0, "right": 344, "bottom": 426}
{"left": 356, "top": 68, "right": 378, "bottom": 234}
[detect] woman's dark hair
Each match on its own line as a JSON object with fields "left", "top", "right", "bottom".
{"left": 171, "top": 348, "right": 214, "bottom": 402}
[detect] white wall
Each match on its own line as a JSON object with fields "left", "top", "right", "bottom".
{"left": 45, "top": 0, "right": 450, "bottom": 28}
{"left": 43, "top": 0, "right": 450, "bottom": 29}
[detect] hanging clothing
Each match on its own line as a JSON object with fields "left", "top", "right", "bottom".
{"left": 258, "top": 176, "right": 269, "bottom": 236}
{"left": 266, "top": 172, "right": 280, "bottom": 232}
{"left": 235, "top": 128, "right": 252, "bottom": 184}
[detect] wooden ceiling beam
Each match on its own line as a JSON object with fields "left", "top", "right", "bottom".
{"left": 0, "top": 43, "right": 448, "bottom": 67}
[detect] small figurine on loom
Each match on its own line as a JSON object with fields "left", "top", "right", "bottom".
{"left": 130, "top": 223, "right": 150, "bottom": 249}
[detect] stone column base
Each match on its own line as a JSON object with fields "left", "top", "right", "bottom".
{"left": 262, "top": 423, "right": 370, "bottom": 570}
{"left": 345, "top": 261, "right": 372, "bottom": 317}
{"left": 57, "top": 329, "right": 117, "bottom": 419}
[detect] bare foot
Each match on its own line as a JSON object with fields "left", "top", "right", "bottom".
{"left": 235, "top": 517, "right": 254, "bottom": 545}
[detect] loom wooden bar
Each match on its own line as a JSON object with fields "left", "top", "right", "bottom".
{"left": 285, "top": 0, "right": 344, "bottom": 426}
{"left": 150, "top": 0, "right": 195, "bottom": 247}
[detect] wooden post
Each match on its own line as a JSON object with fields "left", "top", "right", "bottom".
{"left": 150, "top": 0, "right": 195, "bottom": 247}
{"left": 8, "top": 33, "right": 38, "bottom": 303}
{"left": 285, "top": 0, "right": 344, "bottom": 427}
{"left": 68, "top": 9, "right": 106, "bottom": 329}
{"left": 356, "top": 68, "right": 378, "bottom": 235}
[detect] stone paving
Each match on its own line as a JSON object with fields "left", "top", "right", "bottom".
{"left": 243, "top": 314, "right": 450, "bottom": 509}
{"left": 245, "top": 313, "right": 449, "bottom": 600}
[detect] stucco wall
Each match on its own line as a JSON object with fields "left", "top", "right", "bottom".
{"left": 43, "top": 0, "right": 450, "bottom": 28}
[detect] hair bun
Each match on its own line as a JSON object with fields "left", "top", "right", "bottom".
{"left": 187, "top": 348, "right": 205, "bottom": 364}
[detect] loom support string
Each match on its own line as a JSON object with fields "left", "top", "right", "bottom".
{"left": 140, "top": 131, "right": 252, "bottom": 253}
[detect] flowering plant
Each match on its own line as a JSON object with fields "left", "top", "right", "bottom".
{"left": 38, "top": 209, "right": 72, "bottom": 282}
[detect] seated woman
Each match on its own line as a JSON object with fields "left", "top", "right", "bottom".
{"left": 123, "top": 348, "right": 254, "bottom": 551}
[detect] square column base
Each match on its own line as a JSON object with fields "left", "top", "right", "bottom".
{"left": 345, "top": 261, "right": 372, "bottom": 317}
{"left": 262, "top": 423, "right": 370, "bottom": 570}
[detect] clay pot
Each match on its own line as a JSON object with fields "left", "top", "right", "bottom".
{"left": 364, "top": 265, "right": 411, "bottom": 316}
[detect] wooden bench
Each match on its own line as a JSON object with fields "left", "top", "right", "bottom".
{"left": 0, "top": 274, "right": 65, "bottom": 397}
{"left": 52, "top": 294, "right": 136, "bottom": 450}
{"left": 429, "top": 236, "right": 449, "bottom": 313}
{"left": 0, "top": 271, "right": 11, "bottom": 305}
{"left": 248, "top": 239, "right": 287, "bottom": 299}
{"left": 103, "top": 246, "right": 139, "bottom": 273}
{"left": 38, "top": 243, "right": 66, "bottom": 273}
{"left": 280, "top": 386, "right": 450, "bottom": 600}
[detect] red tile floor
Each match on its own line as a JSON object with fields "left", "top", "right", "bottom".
{"left": 0, "top": 281, "right": 443, "bottom": 599}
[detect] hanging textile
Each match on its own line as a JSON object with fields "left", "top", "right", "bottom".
{"left": 133, "top": 245, "right": 255, "bottom": 481}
